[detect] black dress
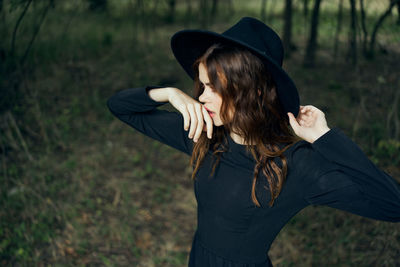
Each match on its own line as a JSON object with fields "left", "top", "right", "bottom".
{"left": 107, "top": 86, "right": 400, "bottom": 266}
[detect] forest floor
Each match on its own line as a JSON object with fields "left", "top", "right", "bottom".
{"left": 1, "top": 1, "right": 400, "bottom": 266}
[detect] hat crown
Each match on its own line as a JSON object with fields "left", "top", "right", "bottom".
{"left": 222, "top": 17, "right": 284, "bottom": 66}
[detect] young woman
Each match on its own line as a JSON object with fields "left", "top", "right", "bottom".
{"left": 107, "top": 17, "right": 400, "bottom": 267}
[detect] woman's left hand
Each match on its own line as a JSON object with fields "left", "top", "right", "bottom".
{"left": 287, "top": 105, "right": 331, "bottom": 143}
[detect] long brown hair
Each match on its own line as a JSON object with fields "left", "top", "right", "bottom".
{"left": 189, "top": 43, "right": 301, "bottom": 207}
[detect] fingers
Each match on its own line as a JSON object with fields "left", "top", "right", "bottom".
{"left": 182, "top": 106, "right": 190, "bottom": 131}
{"left": 193, "top": 104, "right": 204, "bottom": 142}
{"left": 300, "top": 105, "right": 323, "bottom": 116}
{"left": 201, "top": 106, "right": 213, "bottom": 139}
{"left": 186, "top": 103, "right": 213, "bottom": 142}
{"left": 297, "top": 105, "right": 324, "bottom": 127}
{"left": 187, "top": 104, "right": 198, "bottom": 140}
{"left": 287, "top": 112, "right": 300, "bottom": 131}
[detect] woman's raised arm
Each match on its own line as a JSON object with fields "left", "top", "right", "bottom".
{"left": 107, "top": 86, "right": 194, "bottom": 155}
{"left": 288, "top": 104, "right": 400, "bottom": 222}
{"left": 303, "top": 127, "right": 400, "bottom": 222}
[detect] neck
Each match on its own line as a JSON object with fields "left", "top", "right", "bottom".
{"left": 229, "top": 131, "right": 254, "bottom": 145}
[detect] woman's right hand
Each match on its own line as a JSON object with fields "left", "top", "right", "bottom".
{"left": 167, "top": 87, "right": 213, "bottom": 142}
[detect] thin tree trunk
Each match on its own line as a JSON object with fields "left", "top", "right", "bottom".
{"left": 303, "top": 0, "right": 309, "bottom": 18}
{"left": 261, "top": 0, "right": 267, "bottom": 22}
{"left": 368, "top": 0, "right": 400, "bottom": 58}
{"left": 303, "top": 0, "right": 322, "bottom": 67}
{"left": 211, "top": 0, "right": 218, "bottom": 16}
{"left": 151, "top": 0, "right": 160, "bottom": 14}
{"left": 20, "top": 0, "right": 52, "bottom": 65}
{"left": 0, "top": 0, "right": 6, "bottom": 60}
{"left": 186, "top": 0, "right": 192, "bottom": 15}
{"left": 283, "top": 0, "right": 293, "bottom": 57}
{"left": 167, "top": 0, "right": 176, "bottom": 23}
{"left": 359, "top": 0, "right": 368, "bottom": 56}
{"left": 227, "top": 0, "right": 234, "bottom": 14}
{"left": 397, "top": 1, "right": 400, "bottom": 25}
{"left": 347, "top": 0, "right": 357, "bottom": 65}
{"left": 333, "top": 0, "right": 343, "bottom": 59}
{"left": 269, "top": 0, "right": 278, "bottom": 23}
{"left": 184, "top": 0, "right": 192, "bottom": 26}
{"left": 199, "top": 0, "right": 208, "bottom": 28}
{"left": 11, "top": 0, "right": 33, "bottom": 57}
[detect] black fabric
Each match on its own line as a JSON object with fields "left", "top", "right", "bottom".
{"left": 107, "top": 86, "right": 400, "bottom": 266}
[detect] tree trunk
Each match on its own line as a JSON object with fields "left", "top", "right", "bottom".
{"left": 283, "top": 0, "right": 293, "bottom": 57}
{"left": 347, "top": 0, "right": 357, "bottom": 65}
{"left": 303, "top": 0, "right": 322, "bottom": 67}
{"left": 261, "top": 0, "right": 267, "bottom": 21}
{"left": 211, "top": 0, "right": 218, "bottom": 16}
{"left": 227, "top": 0, "right": 234, "bottom": 14}
{"left": 199, "top": 0, "right": 208, "bottom": 28}
{"left": 21, "top": 0, "right": 52, "bottom": 65}
{"left": 359, "top": 0, "right": 368, "bottom": 56}
{"left": 185, "top": 0, "right": 192, "bottom": 25}
{"left": 368, "top": 0, "right": 400, "bottom": 58}
{"left": 333, "top": 0, "right": 343, "bottom": 59}
{"left": 167, "top": 0, "right": 176, "bottom": 23}
{"left": 151, "top": 0, "right": 160, "bottom": 15}
{"left": 397, "top": 0, "right": 400, "bottom": 25}
{"left": 303, "top": 0, "right": 308, "bottom": 18}
{"left": 11, "top": 0, "right": 33, "bottom": 57}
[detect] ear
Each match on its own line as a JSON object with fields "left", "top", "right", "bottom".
{"left": 257, "top": 89, "right": 261, "bottom": 96}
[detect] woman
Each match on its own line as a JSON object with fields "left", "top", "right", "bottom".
{"left": 107, "top": 17, "right": 400, "bottom": 266}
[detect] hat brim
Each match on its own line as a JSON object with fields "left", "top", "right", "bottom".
{"left": 170, "top": 30, "right": 300, "bottom": 118}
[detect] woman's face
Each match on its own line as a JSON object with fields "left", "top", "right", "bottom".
{"left": 198, "top": 63, "right": 224, "bottom": 126}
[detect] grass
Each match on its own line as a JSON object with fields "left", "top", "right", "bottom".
{"left": 1, "top": 0, "right": 400, "bottom": 266}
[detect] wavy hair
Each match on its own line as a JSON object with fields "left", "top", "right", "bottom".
{"left": 189, "top": 43, "right": 302, "bottom": 207}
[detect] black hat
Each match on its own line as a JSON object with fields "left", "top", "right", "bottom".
{"left": 170, "top": 17, "right": 300, "bottom": 118}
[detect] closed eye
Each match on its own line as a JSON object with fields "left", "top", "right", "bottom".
{"left": 201, "top": 83, "right": 216, "bottom": 92}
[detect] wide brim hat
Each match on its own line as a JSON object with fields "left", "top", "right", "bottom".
{"left": 170, "top": 16, "right": 300, "bottom": 118}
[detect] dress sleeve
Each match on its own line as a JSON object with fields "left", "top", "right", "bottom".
{"left": 303, "top": 127, "right": 400, "bottom": 222}
{"left": 106, "top": 86, "right": 193, "bottom": 156}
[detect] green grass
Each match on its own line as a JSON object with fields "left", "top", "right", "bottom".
{"left": 1, "top": 0, "right": 399, "bottom": 266}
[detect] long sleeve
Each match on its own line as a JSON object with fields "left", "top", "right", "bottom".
{"left": 303, "top": 127, "right": 400, "bottom": 222}
{"left": 107, "top": 86, "right": 193, "bottom": 156}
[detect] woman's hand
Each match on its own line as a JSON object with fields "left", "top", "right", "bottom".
{"left": 287, "top": 105, "right": 331, "bottom": 143}
{"left": 167, "top": 88, "right": 213, "bottom": 142}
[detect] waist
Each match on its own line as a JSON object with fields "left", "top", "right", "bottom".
{"left": 196, "top": 228, "right": 272, "bottom": 264}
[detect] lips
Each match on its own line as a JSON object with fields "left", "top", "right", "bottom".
{"left": 204, "top": 106, "right": 215, "bottom": 117}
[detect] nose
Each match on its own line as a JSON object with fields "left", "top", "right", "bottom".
{"left": 198, "top": 87, "right": 211, "bottom": 103}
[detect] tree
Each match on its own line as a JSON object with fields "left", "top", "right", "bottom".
{"left": 303, "top": 0, "right": 322, "bottom": 67}
{"left": 211, "top": 0, "right": 219, "bottom": 16}
{"left": 303, "top": 0, "right": 309, "bottom": 18}
{"left": 367, "top": 0, "right": 400, "bottom": 58}
{"left": 87, "top": 0, "right": 107, "bottom": 11}
{"left": 1, "top": 0, "right": 55, "bottom": 159}
{"left": 347, "top": 0, "right": 357, "bottom": 65}
{"left": 359, "top": 0, "right": 368, "bottom": 56}
{"left": 166, "top": 0, "right": 176, "bottom": 23}
{"left": 261, "top": 0, "right": 267, "bottom": 22}
{"left": 283, "top": 0, "right": 293, "bottom": 57}
{"left": 199, "top": 0, "right": 209, "bottom": 28}
{"left": 397, "top": 1, "right": 400, "bottom": 24}
{"left": 333, "top": 0, "right": 344, "bottom": 59}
